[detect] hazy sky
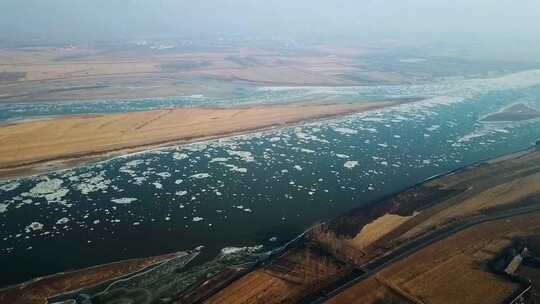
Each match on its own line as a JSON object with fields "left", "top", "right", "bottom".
{"left": 1, "top": 0, "right": 539, "bottom": 47}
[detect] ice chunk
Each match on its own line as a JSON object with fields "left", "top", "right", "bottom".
{"left": 56, "top": 217, "right": 70, "bottom": 225}
{"left": 333, "top": 127, "right": 358, "bottom": 135}
{"left": 0, "top": 182, "right": 21, "bottom": 192}
{"left": 156, "top": 172, "right": 171, "bottom": 178}
{"left": 25, "top": 222, "right": 44, "bottom": 232}
{"left": 111, "top": 197, "right": 138, "bottom": 204}
{"left": 190, "top": 173, "right": 211, "bottom": 179}
{"left": 226, "top": 150, "right": 254, "bottom": 162}
{"left": 344, "top": 161, "right": 359, "bottom": 169}
{"left": 172, "top": 152, "right": 188, "bottom": 161}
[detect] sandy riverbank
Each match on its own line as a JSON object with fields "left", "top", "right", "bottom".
{"left": 0, "top": 101, "right": 399, "bottom": 179}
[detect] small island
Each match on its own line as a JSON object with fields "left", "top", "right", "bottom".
{"left": 482, "top": 103, "right": 540, "bottom": 122}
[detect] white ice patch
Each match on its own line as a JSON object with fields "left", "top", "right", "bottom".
{"left": 220, "top": 245, "right": 263, "bottom": 255}
{"left": 0, "top": 182, "right": 21, "bottom": 192}
{"left": 226, "top": 150, "right": 254, "bottom": 162}
{"left": 209, "top": 157, "right": 230, "bottom": 163}
{"left": 344, "top": 161, "right": 359, "bottom": 169}
{"left": 153, "top": 182, "right": 163, "bottom": 189}
{"left": 176, "top": 190, "right": 188, "bottom": 196}
{"left": 56, "top": 217, "right": 70, "bottom": 225}
{"left": 0, "top": 203, "right": 8, "bottom": 213}
{"left": 29, "top": 178, "right": 63, "bottom": 195}
{"left": 173, "top": 152, "right": 189, "bottom": 161}
{"left": 44, "top": 188, "right": 69, "bottom": 203}
{"left": 156, "top": 172, "right": 171, "bottom": 178}
{"left": 426, "top": 125, "right": 440, "bottom": 132}
{"left": 25, "top": 222, "right": 43, "bottom": 232}
{"left": 77, "top": 174, "right": 110, "bottom": 195}
{"left": 333, "top": 127, "right": 358, "bottom": 135}
{"left": 190, "top": 173, "right": 211, "bottom": 179}
{"left": 294, "top": 165, "right": 303, "bottom": 171}
{"left": 224, "top": 164, "right": 248, "bottom": 173}
{"left": 111, "top": 197, "right": 138, "bottom": 204}
{"left": 336, "top": 154, "right": 349, "bottom": 159}
{"left": 192, "top": 217, "right": 204, "bottom": 222}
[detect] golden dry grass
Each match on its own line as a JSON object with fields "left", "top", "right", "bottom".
{"left": 402, "top": 171, "right": 540, "bottom": 241}
{"left": 0, "top": 102, "right": 395, "bottom": 171}
{"left": 351, "top": 213, "right": 415, "bottom": 250}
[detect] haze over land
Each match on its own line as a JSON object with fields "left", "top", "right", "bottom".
{"left": 1, "top": 1, "right": 540, "bottom": 304}
{"left": 1, "top": 0, "right": 540, "bottom": 60}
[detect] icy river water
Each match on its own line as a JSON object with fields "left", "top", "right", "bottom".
{"left": 1, "top": 70, "right": 540, "bottom": 287}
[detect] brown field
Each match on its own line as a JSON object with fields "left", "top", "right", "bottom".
{"left": 0, "top": 251, "right": 185, "bottom": 304}
{"left": 325, "top": 211, "right": 540, "bottom": 304}
{"left": 0, "top": 101, "right": 397, "bottom": 178}
{"left": 0, "top": 46, "right": 408, "bottom": 103}
{"left": 397, "top": 151, "right": 540, "bottom": 244}
{"left": 316, "top": 149, "right": 540, "bottom": 267}
{"left": 205, "top": 244, "right": 352, "bottom": 304}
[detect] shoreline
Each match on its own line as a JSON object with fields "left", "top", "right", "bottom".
{"left": 0, "top": 250, "right": 191, "bottom": 304}
{"left": 0, "top": 100, "right": 407, "bottom": 180}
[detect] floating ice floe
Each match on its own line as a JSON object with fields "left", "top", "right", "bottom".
{"left": 156, "top": 172, "right": 171, "bottom": 178}
{"left": 175, "top": 190, "right": 188, "bottom": 196}
{"left": 119, "top": 159, "right": 144, "bottom": 174}
{"left": 153, "top": 182, "right": 163, "bottom": 189}
{"left": 294, "top": 165, "right": 303, "bottom": 171}
{"left": 226, "top": 150, "right": 254, "bottom": 162}
{"left": 296, "top": 148, "right": 314, "bottom": 154}
{"left": 29, "top": 178, "right": 63, "bottom": 196}
{"left": 0, "top": 182, "right": 21, "bottom": 192}
{"left": 111, "top": 197, "right": 138, "bottom": 204}
{"left": 224, "top": 164, "right": 248, "bottom": 173}
{"left": 25, "top": 222, "right": 44, "bottom": 232}
{"left": 426, "top": 125, "right": 440, "bottom": 132}
{"left": 220, "top": 245, "right": 263, "bottom": 255}
{"left": 190, "top": 173, "right": 211, "bottom": 179}
{"left": 344, "top": 161, "right": 359, "bottom": 169}
{"left": 0, "top": 203, "right": 8, "bottom": 213}
{"left": 209, "top": 157, "right": 230, "bottom": 163}
{"left": 336, "top": 154, "right": 349, "bottom": 159}
{"left": 333, "top": 127, "right": 358, "bottom": 135}
{"left": 56, "top": 217, "right": 70, "bottom": 225}
{"left": 172, "top": 152, "right": 189, "bottom": 161}
{"left": 192, "top": 217, "right": 204, "bottom": 222}
{"left": 77, "top": 173, "right": 110, "bottom": 195}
